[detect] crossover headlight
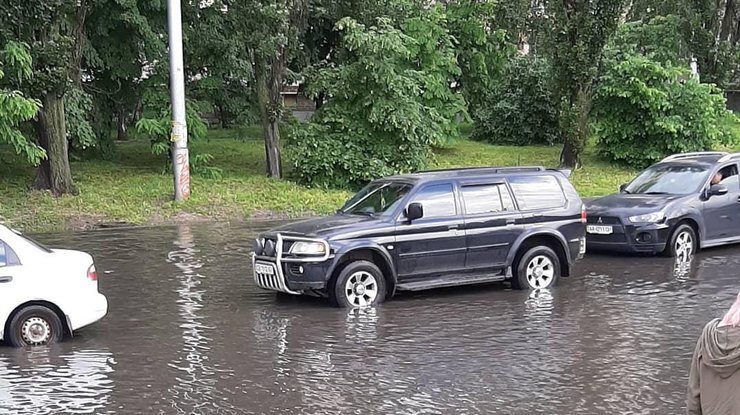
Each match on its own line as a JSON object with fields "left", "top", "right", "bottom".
{"left": 289, "top": 241, "right": 327, "bottom": 255}
{"left": 628, "top": 212, "right": 665, "bottom": 223}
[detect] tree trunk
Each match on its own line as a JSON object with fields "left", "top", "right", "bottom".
{"left": 255, "top": 58, "right": 282, "bottom": 178}
{"left": 34, "top": 93, "right": 78, "bottom": 196}
{"left": 116, "top": 109, "right": 128, "bottom": 141}
{"left": 560, "top": 87, "right": 591, "bottom": 168}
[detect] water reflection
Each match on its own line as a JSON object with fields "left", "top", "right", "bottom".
{"left": 0, "top": 348, "right": 115, "bottom": 415}
{"left": 166, "top": 224, "right": 237, "bottom": 414}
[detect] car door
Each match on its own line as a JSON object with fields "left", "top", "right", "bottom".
{"left": 460, "top": 182, "right": 523, "bottom": 271}
{"left": 0, "top": 240, "right": 25, "bottom": 335}
{"left": 703, "top": 163, "right": 740, "bottom": 240}
{"left": 394, "top": 182, "right": 467, "bottom": 281}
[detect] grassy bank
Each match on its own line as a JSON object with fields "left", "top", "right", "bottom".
{"left": 1, "top": 120, "right": 738, "bottom": 232}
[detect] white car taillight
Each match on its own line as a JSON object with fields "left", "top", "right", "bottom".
{"left": 581, "top": 204, "right": 587, "bottom": 224}
{"left": 87, "top": 264, "right": 98, "bottom": 281}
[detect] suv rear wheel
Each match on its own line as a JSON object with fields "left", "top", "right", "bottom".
{"left": 664, "top": 223, "right": 697, "bottom": 260}
{"left": 513, "top": 246, "right": 561, "bottom": 290}
{"left": 330, "top": 260, "right": 387, "bottom": 308}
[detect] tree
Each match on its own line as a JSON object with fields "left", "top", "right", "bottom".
{"left": 545, "top": 0, "right": 627, "bottom": 168}
{"left": 288, "top": 13, "right": 463, "bottom": 188}
{"left": 445, "top": 0, "right": 512, "bottom": 117}
{"left": 0, "top": 42, "right": 44, "bottom": 165}
{"left": 228, "top": 0, "right": 308, "bottom": 179}
{"left": 0, "top": 0, "right": 84, "bottom": 195}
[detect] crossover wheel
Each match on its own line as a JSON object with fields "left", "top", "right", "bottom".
{"left": 513, "top": 246, "right": 561, "bottom": 290}
{"left": 7, "top": 305, "right": 64, "bottom": 347}
{"left": 665, "top": 224, "right": 697, "bottom": 260}
{"left": 331, "top": 261, "right": 387, "bottom": 308}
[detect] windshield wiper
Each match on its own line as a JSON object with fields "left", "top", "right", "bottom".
{"left": 350, "top": 211, "right": 376, "bottom": 217}
{"left": 643, "top": 191, "right": 668, "bottom": 195}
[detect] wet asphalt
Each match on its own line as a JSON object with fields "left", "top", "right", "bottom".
{"left": 1, "top": 221, "right": 738, "bottom": 414}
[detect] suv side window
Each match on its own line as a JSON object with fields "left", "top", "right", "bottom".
{"left": 411, "top": 183, "right": 457, "bottom": 218}
{"left": 508, "top": 175, "right": 566, "bottom": 211}
{"left": 461, "top": 184, "right": 516, "bottom": 215}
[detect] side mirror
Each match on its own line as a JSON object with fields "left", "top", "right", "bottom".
{"left": 619, "top": 183, "right": 627, "bottom": 193}
{"left": 710, "top": 184, "right": 729, "bottom": 196}
{"left": 406, "top": 203, "right": 424, "bottom": 222}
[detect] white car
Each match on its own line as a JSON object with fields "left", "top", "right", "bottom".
{"left": 0, "top": 225, "right": 108, "bottom": 347}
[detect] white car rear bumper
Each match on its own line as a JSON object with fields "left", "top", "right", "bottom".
{"left": 68, "top": 293, "right": 108, "bottom": 332}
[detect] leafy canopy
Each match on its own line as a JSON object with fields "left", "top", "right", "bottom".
{"left": 0, "top": 42, "right": 44, "bottom": 165}
{"left": 288, "top": 10, "right": 464, "bottom": 189}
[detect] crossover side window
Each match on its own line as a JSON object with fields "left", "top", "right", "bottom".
{"left": 461, "top": 184, "right": 516, "bottom": 215}
{"left": 508, "top": 175, "right": 566, "bottom": 211}
{"left": 410, "top": 183, "right": 457, "bottom": 218}
{"left": 717, "top": 164, "right": 739, "bottom": 189}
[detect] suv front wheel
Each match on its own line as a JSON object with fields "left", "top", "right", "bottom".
{"left": 513, "top": 246, "right": 561, "bottom": 290}
{"left": 330, "top": 260, "right": 387, "bottom": 308}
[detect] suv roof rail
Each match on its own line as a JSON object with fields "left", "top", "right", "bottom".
{"left": 416, "top": 166, "right": 545, "bottom": 174}
{"left": 661, "top": 151, "right": 728, "bottom": 162}
{"left": 717, "top": 152, "right": 740, "bottom": 163}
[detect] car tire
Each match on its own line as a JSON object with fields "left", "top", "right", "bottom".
{"left": 6, "top": 305, "right": 64, "bottom": 347}
{"left": 512, "top": 246, "right": 561, "bottom": 290}
{"left": 664, "top": 223, "right": 697, "bottom": 260}
{"left": 330, "top": 260, "right": 387, "bottom": 308}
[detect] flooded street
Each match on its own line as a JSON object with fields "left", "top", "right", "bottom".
{"left": 1, "top": 221, "right": 739, "bottom": 414}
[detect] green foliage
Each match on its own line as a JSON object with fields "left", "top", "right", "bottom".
{"left": 545, "top": 0, "right": 626, "bottom": 167}
{"left": 135, "top": 87, "right": 218, "bottom": 177}
{"left": 445, "top": 0, "right": 512, "bottom": 116}
{"left": 65, "top": 87, "right": 97, "bottom": 152}
{"left": 0, "top": 42, "right": 44, "bottom": 165}
{"left": 472, "top": 56, "right": 560, "bottom": 146}
{"left": 610, "top": 15, "right": 688, "bottom": 64}
{"left": 594, "top": 54, "right": 736, "bottom": 167}
{"left": 288, "top": 12, "right": 463, "bottom": 188}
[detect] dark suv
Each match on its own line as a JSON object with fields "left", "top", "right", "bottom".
{"left": 587, "top": 151, "right": 740, "bottom": 258}
{"left": 252, "top": 166, "right": 586, "bottom": 307}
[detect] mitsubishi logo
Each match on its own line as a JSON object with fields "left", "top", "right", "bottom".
{"left": 597, "top": 217, "right": 603, "bottom": 224}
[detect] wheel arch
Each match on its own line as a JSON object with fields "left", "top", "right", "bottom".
{"left": 508, "top": 231, "right": 571, "bottom": 278}
{"left": 328, "top": 245, "right": 397, "bottom": 297}
{"left": 3, "top": 300, "right": 72, "bottom": 340}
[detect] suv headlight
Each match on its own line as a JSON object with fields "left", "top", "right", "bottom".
{"left": 628, "top": 212, "right": 665, "bottom": 223}
{"left": 289, "top": 241, "right": 328, "bottom": 255}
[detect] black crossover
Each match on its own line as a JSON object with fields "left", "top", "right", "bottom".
{"left": 587, "top": 151, "right": 740, "bottom": 257}
{"left": 252, "top": 166, "right": 587, "bottom": 307}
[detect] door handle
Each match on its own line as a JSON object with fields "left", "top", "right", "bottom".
{"left": 0, "top": 276, "right": 12, "bottom": 283}
{"left": 506, "top": 218, "right": 516, "bottom": 225}
{"left": 448, "top": 225, "right": 459, "bottom": 230}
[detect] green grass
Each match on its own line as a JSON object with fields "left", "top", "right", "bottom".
{"left": 2, "top": 118, "right": 740, "bottom": 232}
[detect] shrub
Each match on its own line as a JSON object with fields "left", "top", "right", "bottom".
{"left": 472, "top": 56, "right": 560, "bottom": 146}
{"left": 287, "top": 12, "right": 464, "bottom": 189}
{"left": 593, "top": 54, "right": 736, "bottom": 167}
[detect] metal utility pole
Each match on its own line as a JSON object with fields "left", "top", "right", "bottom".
{"left": 167, "top": 0, "right": 190, "bottom": 201}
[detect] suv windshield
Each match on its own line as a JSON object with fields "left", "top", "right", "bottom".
{"left": 625, "top": 164, "right": 709, "bottom": 195}
{"left": 341, "top": 182, "right": 412, "bottom": 216}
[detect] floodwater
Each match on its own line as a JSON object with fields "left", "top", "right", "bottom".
{"left": 1, "top": 222, "right": 739, "bottom": 414}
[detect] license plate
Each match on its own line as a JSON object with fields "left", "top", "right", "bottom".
{"left": 255, "top": 263, "right": 275, "bottom": 275}
{"left": 587, "top": 225, "right": 613, "bottom": 235}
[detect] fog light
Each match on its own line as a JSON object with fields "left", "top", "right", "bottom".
{"left": 637, "top": 232, "right": 652, "bottom": 243}
{"left": 299, "top": 266, "right": 304, "bottom": 274}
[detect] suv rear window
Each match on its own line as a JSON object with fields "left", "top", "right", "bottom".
{"left": 461, "top": 184, "right": 516, "bottom": 215}
{"left": 508, "top": 175, "right": 566, "bottom": 210}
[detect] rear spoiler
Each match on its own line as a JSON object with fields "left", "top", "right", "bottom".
{"left": 548, "top": 168, "right": 572, "bottom": 178}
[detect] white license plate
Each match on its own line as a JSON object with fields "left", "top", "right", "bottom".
{"left": 255, "top": 263, "right": 275, "bottom": 275}
{"left": 587, "top": 225, "right": 613, "bottom": 235}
